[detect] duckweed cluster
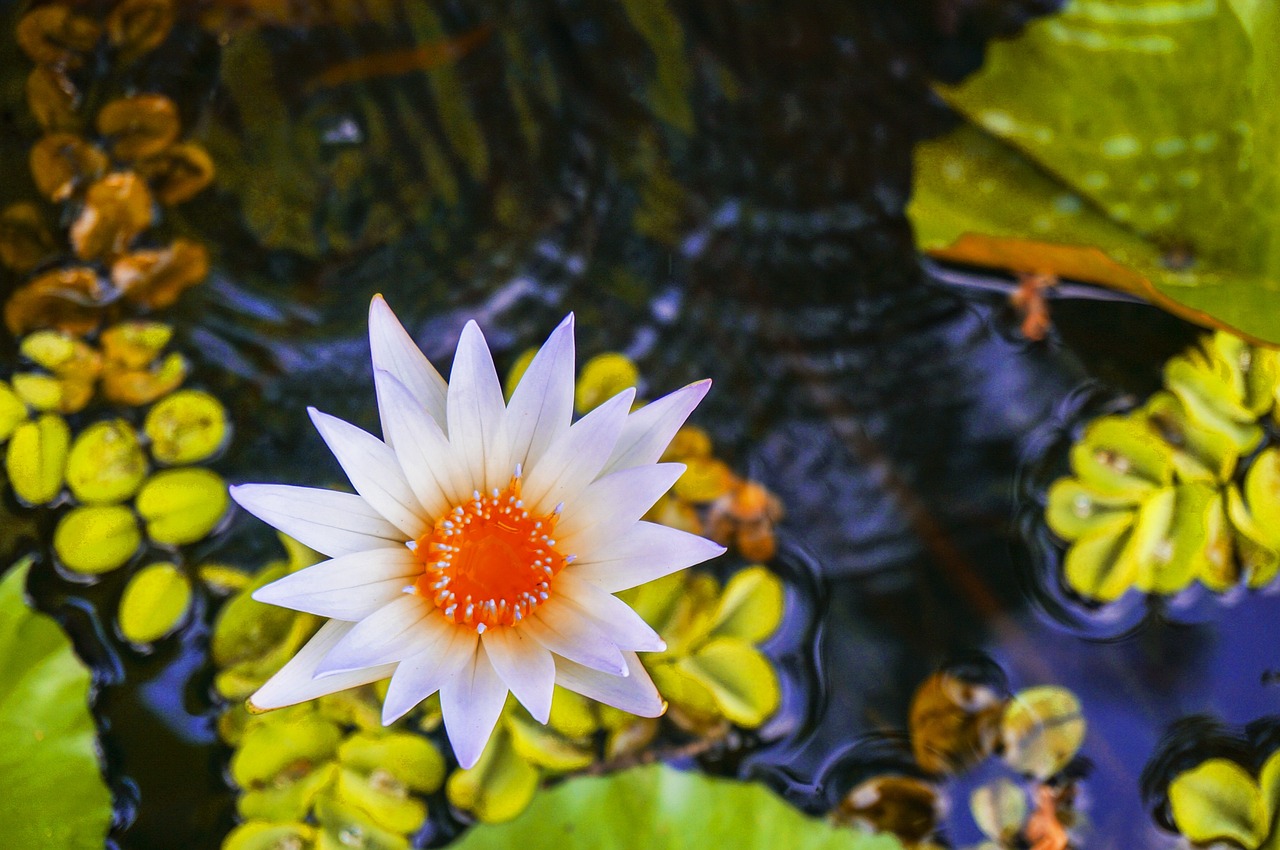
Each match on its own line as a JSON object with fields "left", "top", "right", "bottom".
{"left": 1046, "top": 330, "right": 1280, "bottom": 602}
{"left": 1166, "top": 750, "right": 1280, "bottom": 849}
{"left": 832, "top": 668, "right": 1086, "bottom": 848}
{"left": 4, "top": 0, "right": 211, "bottom": 337}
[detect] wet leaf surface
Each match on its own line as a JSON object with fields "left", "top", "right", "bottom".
{"left": 0, "top": 559, "right": 113, "bottom": 850}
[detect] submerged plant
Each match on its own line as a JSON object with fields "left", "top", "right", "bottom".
{"left": 231, "top": 297, "right": 725, "bottom": 768}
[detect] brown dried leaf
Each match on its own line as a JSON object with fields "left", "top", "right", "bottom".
{"left": 26, "top": 66, "right": 81, "bottom": 132}
{"left": 111, "top": 239, "right": 208, "bottom": 308}
{"left": 106, "top": 0, "right": 174, "bottom": 62}
{"left": 4, "top": 267, "right": 109, "bottom": 336}
{"left": 138, "top": 143, "right": 214, "bottom": 205}
{"left": 96, "top": 94, "right": 180, "bottom": 162}
{"left": 1026, "top": 785, "right": 1070, "bottom": 850}
{"left": 909, "top": 671, "right": 1008, "bottom": 775}
{"left": 102, "top": 352, "right": 187, "bottom": 406}
{"left": 0, "top": 203, "right": 56, "bottom": 273}
{"left": 16, "top": 7, "right": 101, "bottom": 68}
{"left": 70, "top": 173, "right": 154, "bottom": 260}
{"left": 830, "top": 775, "right": 940, "bottom": 845}
{"left": 29, "top": 133, "right": 108, "bottom": 202}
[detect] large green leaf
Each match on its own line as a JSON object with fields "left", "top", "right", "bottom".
{"left": 452, "top": 764, "right": 903, "bottom": 850}
{"left": 0, "top": 559, "right": 113, "bottom": 848}
{"left": 908, "top": 0, "right": 1280, "bottom": 344}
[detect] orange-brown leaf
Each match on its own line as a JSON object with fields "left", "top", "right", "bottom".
{"left": 106, "top": 0, "right": 175, "bottom": 62}
{"left": 111, "top": 239, "right": 209, "bottom": 308}
{"left": 70, "top": 173, "right": 154, "bottom": 261}
{"left": 138, "top": 142, "right": 215, "bottom": 205}
{"left": 0, "top": 203, "right": 56, "bottom": 273}
{"left": 29, "top": 133, "right": 108, "bottom": 202}
{"left": 16, "top": 7, "right": 101, "bottom": 68}
{"left": 4, "top": 267, "right": 109, "bottom": 336}
{"left": 96, "top": 94, "right": 181, "bottom": 162}
{"left": 26, "top": 66, "right": 81, "bottom": 133}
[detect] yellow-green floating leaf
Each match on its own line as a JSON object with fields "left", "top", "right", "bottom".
{"left": 118, "top": 562, "right": 191, "bottom": 643}
{"left": 136, "top": 467, "right": 229, "bottom": 545}
{"left": 54, "top": 504, "right": 141, "bottom": 575}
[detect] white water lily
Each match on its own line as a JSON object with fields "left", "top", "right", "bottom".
{"left": 230, "top": 296, "right": 723, "bottom": 767}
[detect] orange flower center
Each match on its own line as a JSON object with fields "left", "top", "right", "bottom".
{"left": 413, "top": 477, "right": 567, "bottom": 631}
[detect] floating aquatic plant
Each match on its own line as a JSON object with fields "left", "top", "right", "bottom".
{"left": 453, "top": 764, "right": 903, "bottom": 850}
{"left": 0, "top": 559, "right": 113, "bottom": 849}
{"left": 231, "top": 297, "right": 725, "bottom": 768}
{"left": 1167, "top": 751, "right": 1280, "bottom": 849}
{"left": 836, "top": 666, "right": 1086, "bottom": 847}
{"left": 4, "top": 1, "right": 210, "bottom": 336}
{"left": 1046, "top": 330, "right": 1280, "bottom": 601}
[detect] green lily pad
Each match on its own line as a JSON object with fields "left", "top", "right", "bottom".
{"left": 337, "top": 731, "right": 445, "bottom": 795}
{"left": 451, "top": 764, "right": 904, "bottom": 850}
{"left": 908, "top": 0, "right": 1280, "bottom": 344}
{"left": 1168, "top": 758, "right": 1269, "bottom": 847}
{"left": 118, "top": 562, "right": 192, "bottom": 643}
{"left": 0, "top": 559, "right": 113, "bottom": 849}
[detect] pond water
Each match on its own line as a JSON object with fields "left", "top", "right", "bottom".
{"left": 3, "top": 1, "right": 1276, "bottom": 849}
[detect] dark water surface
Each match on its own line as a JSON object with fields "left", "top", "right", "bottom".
{"left": 6, "top": 1, "right": 1278, "bottom": 848}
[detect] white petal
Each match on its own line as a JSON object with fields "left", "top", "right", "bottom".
{"left": 552, "top": 571, "right": 665, "bottom": 652}
{"left": 555, "top": 462, "right": 685, "bottom": 550}
{"left": 447, "top": 321, "right": 509, "bottom": 493}
{"left": 502, "top": 315, "right": 575, "bottom": 476}
{"left": 522, "top": 603, "right": 627, "bottom": 676}
{"left": 231, "top": 484, "right": 404, "bottom": 558}
{"left": 375, "top": 370, "right": 467, "bottom": 518}
{"left": 381, "top": 624, "right": 475, "bottom": 725}
{"left": 250, "top": 620, "right": 395, "bottom": 711}
{"left": 569, "top": 520, "right": 726, "bottom": 592}
{"left": 554, "top": 650, "right": 663, "bottom": 717}
{"left": 317, "top": 594, "right": 441, "bottom": 674}
{"left": 309, "top": 408, "right": 428, "bottom": 539}
{"left": 369, "top": 295, "right": 449, "bottom": 431}
{"left": 441, "top": 641, "right": 509, "bottom": 769}
{"left": 481, "top": 627, "right": 556, "bottom": 723}
{"left": 601, "top": 380, "right": 710, "bottom": 476}
{"left": 521, "top": 388, "right": 634, "bottom": 514}
{"left": 251, "top": 548, "right": 420, "bottom": 621}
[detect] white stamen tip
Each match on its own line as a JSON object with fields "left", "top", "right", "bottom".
{"left": 405, "top": 540, "right": 418, "bottom": 551}
{"left": 514, "top": 463, "right": 523, "bottom": 478}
